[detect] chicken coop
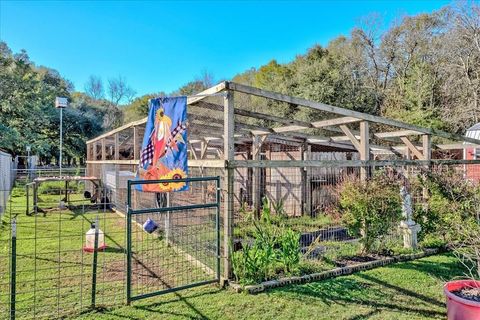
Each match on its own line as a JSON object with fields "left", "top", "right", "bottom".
{"left": 85, "top": 81, "right": 480, "bottom": 278}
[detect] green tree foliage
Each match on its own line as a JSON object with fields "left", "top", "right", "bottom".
{"left": 0, "top": 42, "right": 122, "bottom": 164}
{"left": 122, "top": 93, "right": 160, "bottom": 123}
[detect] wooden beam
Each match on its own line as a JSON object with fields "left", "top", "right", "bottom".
{"left": 340, "top": 125, "right": 361, "bottom": 151}
{"left": 85, "top": 159, "right": 225, "bottom": 168}
{"left": 233, "top": 107, "right": 312, "bottom": 128}
{"left": 252, "top": 134, "right": 266, "bottom": 215}
{"left": 422, "top": 135, "right": 431, "bottom": 161}
{"left": 133, "top": 126, "right": 139, "bottom": 161}
{"left": 240, "top": 122, "right": 357, "bottom": 151}
{"left": 359, "top": 121, "right": 370, "bottom": 180}
{"left": 189, "top": 144, "right": 198, "bottom": 160}
{"left": 101, "top": 138, "right": 106, "bottom": 161}
{"left": 400, "top": 136, "right": 424, "bottom": 160}
{"left": 312, "top": 117, "right": 362, "bottom": 128}
{"left": 86, "top": 82, "right": 227, "bottom": 144}
{"left": 114, "top": 133, "right": 119, "bottom": 160}
{"left": 375, "top": 130, "right": 424, "bottom": 138}
{"left": 435, "top": 143, "right": 480, "bottom": 150}
{"left": 227, "top": 81, "right": 480, "bottom": 145}
{"left": 200, "top": 139, "right": 210, "bottom": 160}
{"left": 223, "top": 89, "right": 234, "bottom": 281}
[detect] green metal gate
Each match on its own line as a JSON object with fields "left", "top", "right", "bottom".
{"left": 126, "top": 176, "right": 221, "bottom": 304}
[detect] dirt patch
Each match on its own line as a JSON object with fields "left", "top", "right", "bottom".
{"left": 452, "top": 286, "right": 480, "bottom": 302}
{"left": 334, "top": 255, "right": 385, "bottom": 267}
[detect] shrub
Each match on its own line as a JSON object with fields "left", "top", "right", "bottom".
{"left": 413, "top": 168, "right": 480, "bottom": 244}
{"left": 336, "top": 172, "right": 402, "bottom": 254}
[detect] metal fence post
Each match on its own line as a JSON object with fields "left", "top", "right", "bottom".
{"left": 10, "top": 219, "right": 17, "bottom": 320}
{"left": 216, "top": 177, "right": 221, "bottom": 281}
{"left": 126, "top": 181, "right": 132, "bottom": 305}
{"left": 91, "top": 216, "right": 99, "bottom": 309}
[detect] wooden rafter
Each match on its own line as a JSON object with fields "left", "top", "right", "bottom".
{"left": 375, "top": 130, "right": 423, "bottom": 138}
{"left": 400, "top": 136, "right": 425, "bottom": 160}
{"left": 227, "top": 81, "right": 480, "bottom": 145}
{"left": 339, "top": 125, "right": 361, "bottom": 151}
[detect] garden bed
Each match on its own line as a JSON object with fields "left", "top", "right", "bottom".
{"left": 229, "top": 248, "right": 440, "bottom": 294}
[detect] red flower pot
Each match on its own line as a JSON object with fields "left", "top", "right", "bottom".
{"left": 444, "top": 280, "right": 480, "bottom": 320}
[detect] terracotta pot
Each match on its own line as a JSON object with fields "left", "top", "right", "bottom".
{"left": 444, "top": 280, "right": 480, "bottom": 320}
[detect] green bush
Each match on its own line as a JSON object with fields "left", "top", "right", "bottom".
{"left": 231, "top": 198, "right": 301, "bottom": 285}
{"left": 336, "top": 173, "right": 402, "bottom": 254}
{"left": 413, "top": 168, "right": 480, "bottom": 244}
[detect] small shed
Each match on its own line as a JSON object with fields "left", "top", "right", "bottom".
{"left": 464, "top": 123, "right": 480, "bottom": 181}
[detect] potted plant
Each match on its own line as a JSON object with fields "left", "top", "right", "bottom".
{"left": 444, "top": 221, "right": 480, "bottom": 319}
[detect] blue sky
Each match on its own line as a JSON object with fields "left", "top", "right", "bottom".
{"left": 0, "top": 0, "right": 451, "bottom": 97}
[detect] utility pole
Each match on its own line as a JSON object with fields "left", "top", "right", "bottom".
{"left": 55, "top": 97, "right": 68, "bottom": 176}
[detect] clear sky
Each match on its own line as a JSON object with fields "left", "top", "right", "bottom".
{"left": 0, "top": 0, "right": 451, "bottom": 97}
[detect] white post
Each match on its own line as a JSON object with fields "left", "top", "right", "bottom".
{"left": 60, "top": 107, "right": 63, "bottom": 177}
{"left": 55, "top": 97, "right": 68, "bottom": 176}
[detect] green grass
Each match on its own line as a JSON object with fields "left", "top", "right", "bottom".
{"left": 74, "top": 253, "right": 462, "bottom": 320}
{"left": 0, "top": 183, "right": 216, "bottom": 319}
{"left": 0, "top": 183, "right": 466, "bottom": 319}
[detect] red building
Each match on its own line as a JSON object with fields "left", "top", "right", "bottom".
{"left": 464, "top": 123, "right": 480, "bottom": 182}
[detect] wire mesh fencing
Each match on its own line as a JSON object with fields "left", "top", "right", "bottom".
{"left": 126, "top": 177, "right": 221, "bottom": 302}
{"left": 0, "top": 169, "right": 125, "bottom": 319}
{"left": 231, "top": 160, "right": 480, "bottom": 268}
{"left": 1, "top": 166, "right": 226, "bottom": 319}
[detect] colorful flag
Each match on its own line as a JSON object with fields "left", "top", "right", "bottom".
{"left": 136, "top": 96, "right": 188, "bottom": 192}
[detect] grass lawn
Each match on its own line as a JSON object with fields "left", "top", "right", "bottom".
{"left": 75, "top": 253, "right": 461, "bottom": 320}
{"left": 0, "top": 181, "right": 464, "bottom": 319}
{"left": 0, "top": 181, "right": 217, "bottom": 319}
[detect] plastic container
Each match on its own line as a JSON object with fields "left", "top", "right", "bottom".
{"left": 143, "top": 218, "right": 158, "bottom": 234}
{"left": 444, "top": 280, "right": 480, "bottom": 320}
{"left": 83, "top": 223, "right": 106, "bottom": 252}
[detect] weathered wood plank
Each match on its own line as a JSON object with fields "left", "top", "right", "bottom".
{"left": 359, "top": 121, "right": 370, "bottom": 180}
{"left": 340, "top": 125, "right": 361, "bottom": 151}
{"left": 223, "top": 89, "right": 234, "bottom": 281}
{"left": 375, "top": 130, "right": 424, "bottom": 138}
{"left": 400, "top": 136, "right": 424, "bottom": 160}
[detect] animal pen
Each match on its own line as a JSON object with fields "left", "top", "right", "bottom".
{"left": 2, "top": 81, "right": 480, "bottom": 319}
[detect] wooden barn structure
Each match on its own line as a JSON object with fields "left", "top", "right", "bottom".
{"left": 85, "top": 81, "right": 480, "bottom": 279}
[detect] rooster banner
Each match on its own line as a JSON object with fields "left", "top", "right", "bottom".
{"left": 136, "top": 96, "right": 188, "bottom": 192}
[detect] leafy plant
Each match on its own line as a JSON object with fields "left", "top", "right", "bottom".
{"left": 336, "top": 173, "right": 402, "bottom": 254}
{"left": 231, "top": 198, "right": 301, "bottom": 284}
{"left": 272, "top": 198, "right": 286, "bottom": 218}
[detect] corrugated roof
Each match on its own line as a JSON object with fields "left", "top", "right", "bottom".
{"left": 467, "top": 123, "right": 480, "bottom": 131}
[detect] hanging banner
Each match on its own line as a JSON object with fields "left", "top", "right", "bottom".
{"left": 136, "top": 96, "right": 188, "bottom": 192}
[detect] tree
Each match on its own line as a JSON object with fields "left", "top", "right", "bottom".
{"left": 84, "top": 75, "right": 104, "bottom": 100}
{"left": 107, "top": 76, "right": 136, "bottom": 106}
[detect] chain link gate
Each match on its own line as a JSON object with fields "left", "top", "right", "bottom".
{"left": 126, "top": 176, "right": 221, "bottom": 304}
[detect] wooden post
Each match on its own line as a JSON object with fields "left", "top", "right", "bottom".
{"left": 200, "top": 139, "right": 209, "bottom": 202}
{"left": 422, "top": 135, "right": 431, "bottom": 161}
{"left": 252, "top": 135, "right": 261, "bottom": 217}
{"left": 300, "top": 141, "right": 307, "bottom": 216}
{"left": 101, "top": 138, "right": 106, "bottom": 161}
{"left": 359, "top": 121, "right": 370, "bottom": 180}
{"left": 133, "top": 126, "right": 139, "bottom": 160}
{"left": 223, "top": 89, "right": 235, "bottom": 282}
{"left": 86, "top": 143, "right": 91, "bottom": 162}
{"left": 114, "top": 133, "right": 120, "bottom": 160}
{"left": 422, "top": 134, "right": 432, "bottom": 210}
{"left": 306, "top": 144, "right": 312, "bottom": 216}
